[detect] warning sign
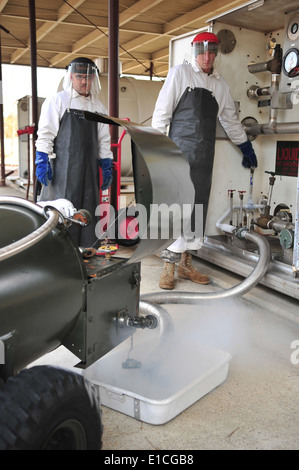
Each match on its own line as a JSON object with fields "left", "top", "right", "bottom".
{"left": 275, "top": 141, "right": 299, "bottom": 177}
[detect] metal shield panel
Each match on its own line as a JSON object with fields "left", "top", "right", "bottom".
{"left": 83, "top": 112, "right": 195, "bottom": 263}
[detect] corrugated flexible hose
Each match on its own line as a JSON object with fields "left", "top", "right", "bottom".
{"left": 141, "top": 230, "right": 271, "bottom": 304}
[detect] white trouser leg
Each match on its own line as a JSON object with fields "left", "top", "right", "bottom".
{"left": 167, "top": 235, "right": 203, "bottom": 253}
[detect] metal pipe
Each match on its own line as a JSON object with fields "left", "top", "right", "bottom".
{"left": 108, "top": 0, "right": 119, "bottom": 212}
{"left": 139, "top": 301, "right": 175, "bottom": 336}
{"left": 216, "top": 207, "right": 236, "bottom": 235}
{"left": 248, "top": 44, "right": 282, "bottom": 75}
{"left": 293, "top": 175, "right": 299, "bottom": 272}
{"left": 28, "top": 0, "right": 38, "bottom": 190}
{"left": 247, "top": 85, "right": 271, "bottom": 99}
{"left": 268, "top": 219, "right": 295, "bottom": 232}
{"left": 141, "top": 230, "right": 271, "bottom": 304}
{"left": 246, "top": 121, "right": 299, "bottom": 135}
{"left": 246, "top": 71, "right": 299, "bottom": 135}
{"left": 216, "top": 203, "right": 264, "bottom": 234}
{"left": 246, "top": 55, "right": 299, "bottom": 136}
{"left": 228, "top": 190, "right": 235, "bottom": 225}
{"left": 267, "top": 75, "right": 280, "bottom": 130}
{"left": 248, "top": 62, "right": 269, "bottom": 73}
{"left": 238, "top": 191, "right": 246, "bottom": 226}
{"left": 0, "top": 195, "right": 44, "bottom": 215}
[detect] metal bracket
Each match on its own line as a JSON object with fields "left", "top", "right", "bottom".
{"left": 134, "top": 398, "right": 141, "bottom": 420}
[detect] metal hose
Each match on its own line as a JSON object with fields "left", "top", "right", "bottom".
{"left": 141, "top": 230, "right": 271, "bottom": 304}
{"left": 0, "top": 197, "right": 60, "bottom": 262}
{"left": 139, "top": 300, "right": 175, "bottom": 335}
{"left": 0, "top": 196, "right": 45, "bottom": 215}
{"left": 138, "top": 300, "right": 175, "bottom": 357}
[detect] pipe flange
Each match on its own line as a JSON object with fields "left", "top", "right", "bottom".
{"left": 236, "top": 227, "right": 249, "bottom": 239}
{"left": 241, "top": 116, "right": 259, "bottom": 141}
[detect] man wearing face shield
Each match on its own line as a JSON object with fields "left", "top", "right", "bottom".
{"left": 35, "top": 57, "right": 113, "bottom": 247}
{"left": 152, "top": 32, "right": 258, "bottom": 290}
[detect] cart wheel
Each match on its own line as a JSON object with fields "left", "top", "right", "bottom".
{"left": 0, "top": 366, "right": 102, "bottom": 450}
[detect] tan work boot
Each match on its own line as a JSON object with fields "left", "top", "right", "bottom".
{"left": 159, "top": 262, "right": 175, "bottom": 290}
{"left": 177, "top": 253, "right": 210, "bottom": 285}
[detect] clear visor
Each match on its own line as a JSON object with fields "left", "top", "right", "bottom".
{"left": 193, "top": 41, "right": 219, "bottom": 57}
{"left": 63, "top": 62, "right": 101, "bottom": 95}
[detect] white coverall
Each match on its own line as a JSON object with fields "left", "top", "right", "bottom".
{"left": 36, "top": 85, "right": 113, "bottom": 247}
{"left": 36, "top": 86, "right": 113, "bottom": 161}
{"left": 151, "top": 60, "right": 247, "bottom": 254}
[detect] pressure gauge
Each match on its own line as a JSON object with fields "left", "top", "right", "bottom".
{"left": 287, "top": 15, "right": 299, "bottom": 41}
{"left": 283, "top": 48, "right": 299, "bottom": 77}
{"left": 290, "top": 22, "right": 299, "bottom": 37}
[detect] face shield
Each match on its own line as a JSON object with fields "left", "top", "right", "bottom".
{"left": 63, "top": 59, "right": 101, "bottom": 96}
{"left": 191, "top": 33, "right": 220, "bottom": 73}
{"left": 192, "top": 40, "right": 219, "bottom": 58}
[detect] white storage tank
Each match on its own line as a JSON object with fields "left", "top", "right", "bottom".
{"left": 97, "top": 75, "right": 163, "bottom": 176}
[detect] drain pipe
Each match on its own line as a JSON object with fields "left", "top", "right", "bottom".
{"left": 141, "top": 229, "right": 271, "bottom": 304}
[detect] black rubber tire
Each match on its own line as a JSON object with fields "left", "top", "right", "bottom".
{"left": 0, "top": 366, "right": 102, "bottom": 450}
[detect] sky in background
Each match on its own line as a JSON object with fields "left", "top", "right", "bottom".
{"left": 2, "top": 64, "right": 65, "bottom": 117}
{"left": 1, "top": 63, "right": 157, "bottom": 164}
{"left": 1, "top": 64, "right": 157, "bottom": 117}
{"left": 1, "top": 64, "right": 65, "bottom": 164}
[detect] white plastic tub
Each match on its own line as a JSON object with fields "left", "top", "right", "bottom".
{"left": 83, "top": 330, "right": 231, "bottom": 425}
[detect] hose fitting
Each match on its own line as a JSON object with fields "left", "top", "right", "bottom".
{"left": 236, "top": 226, "right": 249, "bottom": 239}
{"left": 116, "top": 312, "right": 158, "bottom": 329}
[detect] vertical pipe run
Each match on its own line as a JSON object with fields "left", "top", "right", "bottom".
{"left": 108, "top": 0, "right": 119, "bottom": 211}
{"left": 28, "top": 0, "right": 38, "bottom": 192}
{"left": 238, "top": 191, "right": 245, "bottom": 227}
{"left": 293, "top": 173, "right": 299, "bottom": 272}
{"left": 149, "top": 62, "right": 153, "bottom": 80}
{"left": 228, "top": 190, "right": 235, "bottom": 225}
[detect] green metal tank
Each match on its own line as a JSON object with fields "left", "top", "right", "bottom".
{"left": 0, "top": 197, "right": 86, "bottom": 377}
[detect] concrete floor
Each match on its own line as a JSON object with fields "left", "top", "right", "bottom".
{"left": 1, "top": 181, "right": 299, "bottom": 450}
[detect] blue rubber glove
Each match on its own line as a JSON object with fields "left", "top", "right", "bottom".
{"left": 35, "top": 151, "right": 53, "bottom": 186}
{"left": 99, "top": 158, "right": 113, "bottom": 191}
{"left": 237, "top": 140, "right": 258, "bottom": 169}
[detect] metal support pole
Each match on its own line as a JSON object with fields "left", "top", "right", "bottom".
{"left": 108, "top": 0, "right": 119, "bottom": 211}
{"left": 149, "top": 61, "right": 153, "bottom": 80}
{"left": 293, "top": 171, "right": 299, "bottom": 274}
{"left": 28, "top": 0, "right": 38, "bottom": 193}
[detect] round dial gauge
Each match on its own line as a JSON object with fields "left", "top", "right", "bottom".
{"left": 287, "top": 15, "right": 299, "bottom": 40}
{"left": 291, "top": 22, "right": 298, "bottom": 36}
{"left": 283, "top": 48, "right": 299, "bottom": 77}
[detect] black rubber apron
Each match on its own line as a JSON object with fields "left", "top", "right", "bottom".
{"left": 40, "top": 108, "right": 99, "bottom": 247}
{"left": 169, "top": 87, "right": 218, "bottom": 235}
